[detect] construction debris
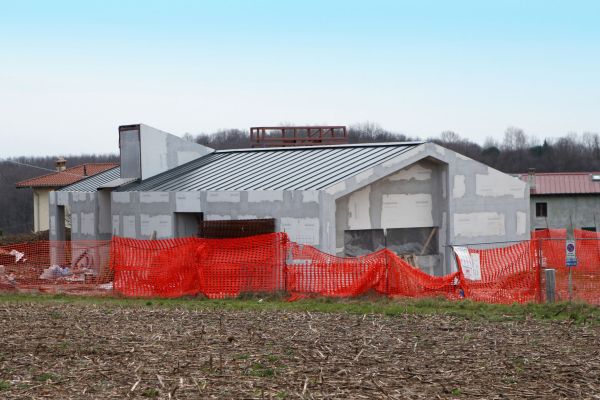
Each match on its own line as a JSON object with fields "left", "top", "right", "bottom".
{"left": 39, "top": 265, "right": 71, "bottom": 280}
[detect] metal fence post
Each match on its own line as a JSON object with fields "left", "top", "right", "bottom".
{"left": 545, "top": 269, "right": 556, "bottom": 303}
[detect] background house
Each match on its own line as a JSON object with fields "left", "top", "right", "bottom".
{"left": 15, "top": 159, "right": 117, "bottom": 232}
{"left": 519, "top": 170, "right": 600, "bottom": 234}
{"left": 50, "top": 124, "right": 530, "bottom": 276}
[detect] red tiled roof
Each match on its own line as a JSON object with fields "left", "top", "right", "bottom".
{"left": 517, "top": 172, "right": 600, "bottom": 195}
{"left": 16, "top": 163, "right": 119, "bottom": 188}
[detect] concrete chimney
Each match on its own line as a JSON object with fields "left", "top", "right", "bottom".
{"left": 528, "top": 168, "right": 536, "bottom": 193}
{"left": 55, "top": 157, "right": 67, "bottom": 172}
{"left": 118, "top": 123, "right": 214, "bottom": 180}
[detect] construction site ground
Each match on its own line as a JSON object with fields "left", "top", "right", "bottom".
{"left": 1, "top": 295, "right": 600, "bottom": 399}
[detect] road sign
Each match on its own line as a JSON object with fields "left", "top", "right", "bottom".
{"left": 566, "top": 240, "right": 577, "bottom": 267}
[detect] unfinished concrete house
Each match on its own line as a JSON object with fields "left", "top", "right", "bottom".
{"left": 49, "top": 124, "right": 530, "bottom": 276}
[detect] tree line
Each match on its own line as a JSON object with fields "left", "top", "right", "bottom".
{"left": 2, "top": 123, "right": 599, "bottom": 234}
{"left": 191, "top": 123, "right": 600, "bottom": 173}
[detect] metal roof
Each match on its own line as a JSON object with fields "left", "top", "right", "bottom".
{"left": 517, "top": 172, "right": 600, "bottom": 195}
{"left": 16, "top": 163, "right": 118, "bottom": 188}
{"left": 59, "top": 167, "right": 122, "bottom": 191}
{"left": 118, "top": 142, "right": 424, "bottom": 192}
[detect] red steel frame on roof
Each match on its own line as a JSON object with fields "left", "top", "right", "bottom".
{"left": 250, "top": 126, "right": 348, "bottom": 147}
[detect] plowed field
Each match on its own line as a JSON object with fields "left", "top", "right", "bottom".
{"left": 1, "top": 301, "right": 599, "bottom": 399}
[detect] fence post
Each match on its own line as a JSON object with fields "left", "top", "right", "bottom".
{"left": 385, "top": 249, "right": 390, "bottom": 296}
{"left": 545, "top": 268, "right": 556, "bottom": 303}
{"left": 537, "top": 238, "right": 543, "bottom": 303}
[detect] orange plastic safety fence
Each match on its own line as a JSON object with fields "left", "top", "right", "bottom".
{"left": 0, "top": 240, "right": 111, "bottom": 293}
{"left": 286, "top": 244, "right": 389, "bottom": 298}
{"left": 460, "top": 241, "right": 540, "bottom": 304}
{"left": 110, "top": 237, "right": 204, "bottom": 298}
{"left": 110, "top": 233, "right": 288, "bottom": 298}
{"left": 534, "top": 230, "right": 600, "bottom": 305}
{"left": 386, "top": 252, "right": 461, "bottom": 299}
{"left": 287, "top": 243, "right": 460, "bottom": 299}
{"left": 198, "top": 233, "right": 288, "bottom": 298}
{"left": 4, "top": 231, "right": 600, "bottom": 305}
{"left": 571, "top": 229, "right": 600, "bottom": 304}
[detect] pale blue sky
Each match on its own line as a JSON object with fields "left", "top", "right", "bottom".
{"left": 1, "top": 0, "right": 599, "bottom": 156}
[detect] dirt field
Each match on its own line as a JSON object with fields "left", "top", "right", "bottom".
{"left": 1, "top": 299, "right": 600, "bottom": 399}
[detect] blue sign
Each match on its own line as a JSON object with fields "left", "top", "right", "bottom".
{"left": 566, "top": 240, "right": 577, "bottom": 267}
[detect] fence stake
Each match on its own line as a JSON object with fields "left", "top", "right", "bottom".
{"left": 545, "top": 269, "right": 556, "bottom": 303}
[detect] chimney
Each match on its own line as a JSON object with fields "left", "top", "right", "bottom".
{"left": 528, "top": 168, "right": 536, "bottom": 193}
{"left": 55, "top": 157, "right": 67, "bottom": 172}
{"left": 83, "top": 165, "right": 88, "bottom": 176}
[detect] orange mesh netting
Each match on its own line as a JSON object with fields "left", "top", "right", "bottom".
{"left": 0, "top": 240, "right": 111, "bottom": 293}
{"left": 458, "top": 241, "right": 540, "bottom": 304}
{"left": 198, "top": 233, "right": 288, "bottom": 298}
{"left": 2, "top": 230, "right": 600, "bottom": 304}
{"left": 386, "top": 252, "right": 461, "bottom": 299}
{"left": 287, "top": 243, "right": 460, "bottom": 299}
{"left": 558, "top": 229, "right": 600, "bottom": 305}
{"left": 110, "top": 237, "right": 203, "bottom": 298}
{"left": 286, "top": 245, "right": 389, "bottom": 298}
{"left": 110, "top": 233, "right": 288, "bottom": 298}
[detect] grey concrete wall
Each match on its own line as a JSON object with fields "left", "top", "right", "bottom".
{"left": 323, "top": 143, "right": 530, "bottom": 275}
{"left": 334, "top": 159, "right": 447, "bottom": 275}
{"left": 119, "top": 127, "right": 141, "bottom": 179}
{"left": 119, "top": 124, "right": 213, "bottom": 180}
{"left": 530, "top": 195, "right": 600, "bottom": 232}
{"left": 48, "top": 191, "right": 111, "bottom": 273}
{"left": 110, "top": 190, "right": 323, "bottom": 245}
{"left": 49, "top": 191, "right": 112, "bottom": 241}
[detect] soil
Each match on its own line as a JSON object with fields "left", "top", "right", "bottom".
{"left": 1, "top": 302, "right": 599, "bottom": 399}
{"left": 0, "top": 231, "right": 51, "bottom": 247}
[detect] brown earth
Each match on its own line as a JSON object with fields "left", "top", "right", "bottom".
{"left": 0, "top": 231, "right": 51, "bottom": 247}
{"left": 1, "top": 302, "right": 599, "bottom": 399}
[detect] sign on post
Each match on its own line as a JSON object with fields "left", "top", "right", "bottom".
{"left": 565, "top": 240, "right": 577, "bottom": 267}
{"left": 452, "top": 246, "right": 482, "bottom": 281}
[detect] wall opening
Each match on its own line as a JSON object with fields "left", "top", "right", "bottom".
{"left": 343, "top": 229, "right": 386, "bottom": 256}
{"left": 344, "top": 227, "right": 438, "bottom": 257}
{"left": 175, "top": 212, "right": 204, "bottom": 238}
{"left": 98, "top": 189, "right": 112, "bottom": 236}
{"left": 198, "top": 218, "right": 275, "bottom": 239}
{"left": 386, "top": 227, "right": 438, "bottom": 256}
{"left": 56, "top": 205, "right": 69, "bottom": 241}
{"left": 535, "top": 202, "right": 547, "bottom": 217}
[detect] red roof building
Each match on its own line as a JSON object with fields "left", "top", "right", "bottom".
{"left": 517, "top": 171, "right": 600, "bottom": 232}
{"left": 517, "top": 172, "right": 600, "bottom": 195}
{"left": 16, "top": 163, "right": 118, "bottom": 189}
{"left": 16, "top": 161, "right": 118, "bottom": 232}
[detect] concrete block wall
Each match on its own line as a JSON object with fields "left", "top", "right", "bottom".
{"left": 120, "top": 124, "right": 213, "bottom": 180}
{"left": 48, "top": 191, "right": 111, "bottom": 272}
{"left": 322, "top": 143, "right": 530, "bottom": 274}
{"left": 334, "top": 159, "right": 446, "bottom": 274}
{"left": 49, "top": 191, "right": 112, "bottom": 241}
{"left": 110, "top": 190, "right": 328, "bottom": 247}
{"left": 530, "top": 195, "right": 600, "bottom": 231}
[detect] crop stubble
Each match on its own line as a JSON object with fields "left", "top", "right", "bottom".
{"left": 1, "top": 302, "right": 599, "bottom": 399}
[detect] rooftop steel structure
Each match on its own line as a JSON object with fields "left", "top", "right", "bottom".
{"left": 250, "top": 126, "right": 348, "bottom": 147}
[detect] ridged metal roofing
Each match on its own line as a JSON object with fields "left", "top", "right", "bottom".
{"left": 118, "top": 142, "right": 423, "bottom": 192}
{"left": 517, "top": 172, "right": 600, "bottom": 195}
{"left": 59, "top": 167, "right": 121, "bottom": 191}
